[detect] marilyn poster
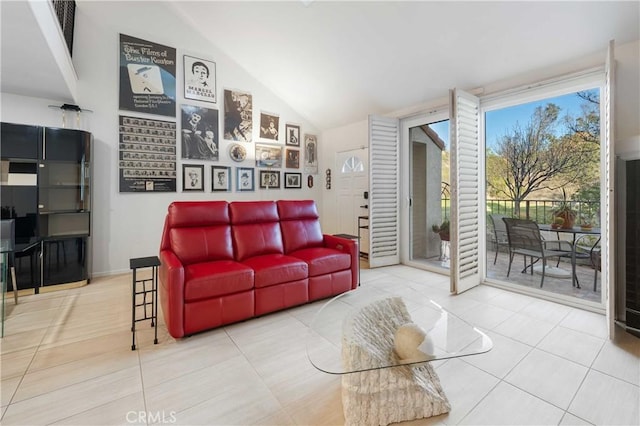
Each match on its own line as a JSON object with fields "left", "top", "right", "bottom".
{"left": 119, "top": 34, "right": 176, "bottom": 117}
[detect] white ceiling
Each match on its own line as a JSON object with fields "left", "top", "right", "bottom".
{"left": 2, "top": 1, "right": 639, "bottom": 131}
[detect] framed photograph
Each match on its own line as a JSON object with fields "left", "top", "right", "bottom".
{"left": 182, "top": 164, "right": 204, "bottom": 191}
{"left": 255, "top": 143, "right": 283, "bottom": 168}
{"left": 211, "top": 166, "right": 231, "bottom": 192}
{"left": 236, "top": 167, "right": 255, "bottom": 192}
{"left": 285, "top": 123, "right": 300, "bottom": 146}
{"left": 223, "top": 89, "right": 252, "bottom": 142}
{"left": 259, "top": 111, "right": 280, "bottom": 141}
{"left": 181, "top": 104, "right": 219, "bottom": 160}
{"left": 284, "top": 172, "right": 302, "bottom": 189}
{"left": 184, "top": 55, "right": 216, "bottom": 103}
{"left": 285, "top": 148, "right": 300, "bottom": 169}
{"left": 259, "top": 170, "right": 281, "bottom": 189}
{"left": 304, "top": 134, "right": 318, "bottom": 174}
{"left": 228, "top": 143, "right": 247, "bottom": 162}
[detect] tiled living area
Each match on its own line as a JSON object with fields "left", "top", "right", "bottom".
{"left": 1, "top": 265, "right": 638, "bottom": 425}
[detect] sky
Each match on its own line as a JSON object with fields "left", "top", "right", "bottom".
{"left": 427, "top": 88, "right": 599, "bottom": 151}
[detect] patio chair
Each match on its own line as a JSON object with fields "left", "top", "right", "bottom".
{"left": 502, "top": 218, "right": 574, "bottom": 288}
{"left": 489, "top": 214, "right": 509, "bottom": 264}
{"left": 575, "top": 234, "right": 601, "bottom": 291}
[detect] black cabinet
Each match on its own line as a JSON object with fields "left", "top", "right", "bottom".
{"left": 1, "top": 122, "right": 92, "bottom": 291}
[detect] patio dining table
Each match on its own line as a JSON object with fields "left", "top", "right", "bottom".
{"left": 538, "top": 224, "right": 601, "bottom": 289}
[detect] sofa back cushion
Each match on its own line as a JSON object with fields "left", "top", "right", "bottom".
{"left": 161, "top": 201, "right": 234, "bottom": 265}
{"left": 230, "top": 201, "right": 284, "bottom": 261}
{"left": 277, "top": 200, "right": 324, "bottom": 253}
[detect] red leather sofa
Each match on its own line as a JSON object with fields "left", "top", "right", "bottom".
{"left": 159, "top": 200, "right": 359, "bottom": 338}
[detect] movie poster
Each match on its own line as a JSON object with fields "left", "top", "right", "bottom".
{"left": 119, "top": 34, "right": 176, "bottom": 117}
{"left": 180, "top": 104, "right": 219, "bottom": 161}
{"left": 184, "top": 55, "right": 216, "bottom": 103}
{"left": 223, "top": 89, "right": 252, "bottom": 142}
{"left": 119, "top": 116, "right": 177, "bottom": 192}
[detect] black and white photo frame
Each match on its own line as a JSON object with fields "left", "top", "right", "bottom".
{"left": 284, "top": 172, "right": 302, "bottom": 189}
{"left": 184, "top": 55, "right": 216, "bottom": 103}
{"left": 181, "top": 104, "right": 219, "bottom": 161}
{"left": 182, "top": 164, "right": 204, "bottom": 191}
{"left": 285, "top": 123, "right": 300, "bottom": 146}
{"left": 259, "top": 170, "right": 281, "bottom": 189}
{"left": 211, "top": 165, "right": 231, "bottom": 192}
{"left": 285, "top": 148, "right": 300, "bottom": 169}
{"left": 259, "top": 111, "right": 280, "bottom": 141}
{"left": 223, "top": 89, "right": 252, "bottom": 142}
{"left": 236, "top": 167, "right": 255, "bottom": 192}
{"left": 304, "top": 134, "right": 318, "bottom": 174}
{"left": 255, "top": 143, "right": 283, "bottom": 168}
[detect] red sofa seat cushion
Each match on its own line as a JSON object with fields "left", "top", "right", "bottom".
{"left": 184, "top": 260, "right": 253, "bottom": 302}
{"left": 289, "top": 247, "right": 351, "bottom": 277}
{"left": 242, "top": 254, "right": 308, "bottom": 288}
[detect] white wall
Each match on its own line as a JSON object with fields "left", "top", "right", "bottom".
{"left": 1, "top": 1, "right": 321, "bottom": 277}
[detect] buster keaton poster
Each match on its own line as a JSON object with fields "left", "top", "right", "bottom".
{"left": 119, "top": 34, "right": 176, "bottom": 117}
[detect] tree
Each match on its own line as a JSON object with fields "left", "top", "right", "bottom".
{"left": 495, "top": 103, "right": 594, "bottom": 217}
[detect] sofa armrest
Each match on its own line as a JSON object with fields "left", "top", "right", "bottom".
{"left": 324, "top": 234, "right": 359, "bottom": 289}
{"left": 159, "top": 249, "right": 186, "bottom": 338}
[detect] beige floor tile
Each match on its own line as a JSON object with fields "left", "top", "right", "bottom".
{"left": 591, "top": 337, "right": 640, "bottom": 386}
{"left": 0, "top": 347, "right": 36, "bottom": 380}
{"left": 568, "top": 369, "right": 640, "bottom": 426}
{"left": 253, "top": 409, "right": 296, "bottom": 425}
{"left": 282, "top": 379, "right": 344, "bottom": 426}
{"left": 461, "top": 330, "right": 532, "bottom": 378}
{"left": 50, "top": 392, "right": 146, "bottom": 425}
{"left": 458, "top": 302, "right": 515, "bottom": 330}
{"left": 435, "top": 358, "right": 500, "bottom": 425}
{"left": 518, "top": 297, "right": 573, "bottom": 325}
{"left": 537, "top": 326, "right": 605, "bottom": 367}
{"left": 504, "top": 348, "right": 588, "bottom": 409}
{"left": 13, "top": 348, "right": 139, "bottom": 403}
{"left": 1, "top": 365, "right": 142, "bottom": 425}
{"left": 493, "top": 312, "right": 555, "bottom": 346}
{"left": 0, "top": 328, "right": 46, "bottom": 355}
{"left": 485, "top": 290, "right": 536, "bottom": 312}
{"left": 559, "top": 412, "right": 594, "bottom": 425}
{"left": 1, "top": 376, "right": 21, "bottom": 407}
{"left": 458, "top": 381, "right": 564, "bottom": 425}
{"left": 559, "top": 309, "right": 608, "bottom": 339}
{"left": 461, "top": 284, "right": 504, "bottom": 303}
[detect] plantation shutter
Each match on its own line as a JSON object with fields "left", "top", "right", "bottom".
{"left": 604, "top": 40, "right": 616, "bottom": 337}
{"left": 450, "top": 89, "right": 481, "bottom": 293}
{"left": 368, "top": 115, "right": 400, "bottom": 268}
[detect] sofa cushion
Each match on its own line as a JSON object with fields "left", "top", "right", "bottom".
{"left": 289, "top": 247, "right": 351, "bottom": 277}
{"left": 230, "top": 201, "right": 284, "bottom": 261}
{"left": 242, "top": 254, "right": 308, "bottom": 288}
{"left": 184, "top": 260, "right": 254, "bottom": 301}
{"left": 170, "top": 226, "right": 234, "bottom": 265}
{"left": 277, "top": 200, "right": 324, "bottom": 253}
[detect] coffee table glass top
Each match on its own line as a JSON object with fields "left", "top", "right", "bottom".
{"left": 306, "top": 286, "right": 493, "bottom": 374}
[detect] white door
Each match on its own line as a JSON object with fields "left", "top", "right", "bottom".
{"left": 604, "top": 40, "right": 616, "bottom": 337}
{"left": 336, "top": 148, "right": 369, "bottom": 255}
{"left": 368, "top": 115, "right": 400, "bottom": 268}
{"left": 450, "top": 89, "right": 482, "bottom": 294}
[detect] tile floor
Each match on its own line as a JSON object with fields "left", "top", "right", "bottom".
{"left": 1, "top": 265, "right": 638, "bottom": 425}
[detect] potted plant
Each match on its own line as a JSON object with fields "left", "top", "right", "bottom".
{"left": 553, "top": 189, "right": 577, "bottom": 229}
{"left": 432, "top": 220, "right": 450, "bottom": 241}
{"left": 551, "top": 216, "right": 564, "bottom": 229}
{"left": 579, "top": 214, "right": 593, "bottom": 231}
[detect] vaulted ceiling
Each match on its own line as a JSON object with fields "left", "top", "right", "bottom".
{"left": 2, "top": 1, "right": 639, "bottom": 131}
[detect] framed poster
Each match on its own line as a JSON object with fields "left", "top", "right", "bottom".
{"left": 259, "top": 170, "right": 280, "bottom": 189}
{"left": 223, "top": 89, "right": 252, "bottom": 142}
{"left": 119, "top": 115, "right": 177, "bottom": 192}
{"left": 236, "top": 167, "right": 255, "bottom": 192}
{"left": 182, "top": 164, "right": 204, "bottom": 191}
{"left": 284, "top": 172, "right": 302, "bottom": 189}
{"left": 285, "top": 148, "right": 300, "bottom": 169}
{"left": 304, "top": 134, "right": 318, "bottom": 174}
{"left": 180, "top": 104, "right": 219, "bottom": 160}
{"left": 211, "top": 166, "right": 231, "bottom": 192}
{"left": 119, "top": 34, "right": 176, "bottom": 117}
{"left": 184, "top": 55, "right": 216, "bottom": 103}
{"left": 259, "top": 111, "right": 279, "bottom": 141}
{"left": 285, "top": 123, "right": 300, "bottom": 146}
{"left": 255, "top": 144, "right": 283, "bottom": 168}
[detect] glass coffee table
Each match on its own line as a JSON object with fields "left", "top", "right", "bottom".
{"left": 306, "top": 286, "right": 492, "bottom": 425}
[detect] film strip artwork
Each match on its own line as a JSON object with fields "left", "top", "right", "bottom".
{"left": 119, "top": 115, "right": 177, "bottom": 192}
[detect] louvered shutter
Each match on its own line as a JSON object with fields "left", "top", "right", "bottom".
{"left": 604, "top": 40, "right": 616, "bottom": 337}
{"left": 450, "top": 89, "right": 481, "bottom": 293}
{"left": 368, "top": 115, "right": 400, "bottom": 267}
